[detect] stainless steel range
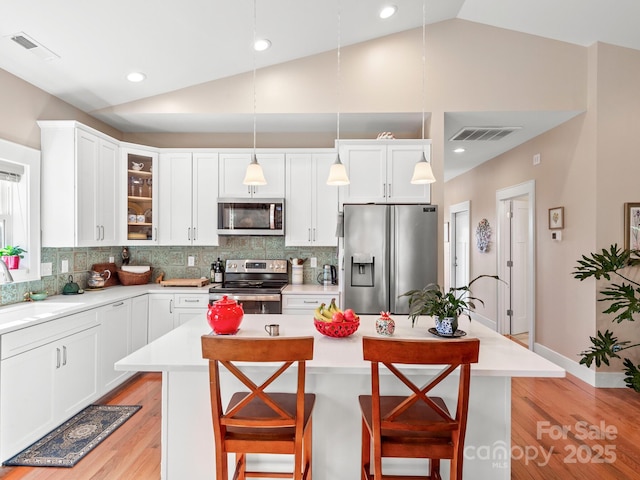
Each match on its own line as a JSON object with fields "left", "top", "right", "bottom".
{"left": 208, "top": 259, "right": 288, "bottom": 314}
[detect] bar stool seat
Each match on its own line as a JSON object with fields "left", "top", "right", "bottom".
{"left": 201, "top": 335, "right": 315, "bottom": 480}
{"left": 359, "top": 336, "right": 480, "bottom": 480}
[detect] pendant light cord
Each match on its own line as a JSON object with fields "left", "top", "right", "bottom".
{"left": 421, "top": 0, "right": 426, "bottom": 142}
{"left": 336, "top": 1, "right": 341, "bottom": 145}
{"left": 253, "top": 0, "right": 257, "bottom": 157}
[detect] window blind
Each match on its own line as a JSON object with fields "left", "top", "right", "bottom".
{"left": 0, "top": 159, "right": 24, "bottom": 182}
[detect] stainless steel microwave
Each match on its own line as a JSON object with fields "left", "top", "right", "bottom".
{"left": 217, "top": 198, "right": 285, "bottom": 236}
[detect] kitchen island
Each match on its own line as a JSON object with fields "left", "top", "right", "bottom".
{"left": 116, "top": 314, "right": 564, "bottom": 480}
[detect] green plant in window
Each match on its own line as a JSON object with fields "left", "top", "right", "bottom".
{"left": 0, "top": 245, "right": 26, "bottom": 258}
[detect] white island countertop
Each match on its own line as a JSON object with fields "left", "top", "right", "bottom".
{"left": 116, "top": 313, "right": 564, "bottom": 480}
{"left": 116, "top": 313, "right": 565, "bottom": 378}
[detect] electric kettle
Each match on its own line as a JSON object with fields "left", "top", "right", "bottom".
{"left": 317, "top": 264, "right": 337, "bottom": 286}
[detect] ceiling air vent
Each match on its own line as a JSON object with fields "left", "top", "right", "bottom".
{"left": 9, "top": 32, "right": 59, "bottom": 61}
{"left": 450, "top": 126, "right": 522, "bottom": 141}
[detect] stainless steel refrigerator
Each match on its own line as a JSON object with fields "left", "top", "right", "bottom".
{"left": 343, "top": 204, "right": 438, "bottom": 314}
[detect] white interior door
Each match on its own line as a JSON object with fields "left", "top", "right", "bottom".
{"left": 454, "top": 210, "right": 469, "bottom": 289}
{"left": 449, "top": 201, "right": 470, "bottom": 292}
{"left": 510, "top": 198, "right": 529, "bottom": 335}
{"left": 496, "top": 181, "right": 536, "bottom": 350}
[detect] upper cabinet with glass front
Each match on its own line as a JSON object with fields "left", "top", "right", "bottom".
{"left": 122, "top": 145, "right": 158, "bottom": 244}
{"left": 39, "top": 121, "right": 119, "bottom": 247}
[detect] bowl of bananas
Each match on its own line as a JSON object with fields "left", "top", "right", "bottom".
{"left": 313, "top": 298, "right": 360, "bottom": 338}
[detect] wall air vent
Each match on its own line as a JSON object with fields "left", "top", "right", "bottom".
{"left": 449, "top": 126, "right": 522, "bottom": 141}
{"left": 9, "top": 32, "right": 59, "bottom": 61}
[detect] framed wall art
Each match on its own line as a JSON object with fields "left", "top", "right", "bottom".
{"left": 548, "top": 207, "right": 564, "bottom": 230}
{"left": 624, "top": 202, "right": 640, "bottom": 251}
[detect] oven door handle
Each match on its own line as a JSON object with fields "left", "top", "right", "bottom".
{"left": 210, "top": 293, "right": 281, "bottom": 302}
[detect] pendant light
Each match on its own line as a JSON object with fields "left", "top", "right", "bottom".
{"left": 411, "top": 0, "right": 436, "bottom": 185}
{"left": 243, "top": 0, "right": 267, "bottom": 186}
{"left": 327, "top": 0, "right": 350, "bottom": 186}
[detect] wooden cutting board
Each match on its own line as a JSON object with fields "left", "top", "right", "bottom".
{"left": 160, "top": 278, "right": 210, "bottom": 287}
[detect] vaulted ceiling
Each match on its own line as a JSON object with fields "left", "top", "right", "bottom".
{"left": 1, "top": 0, "right": 636, "bottom": 178}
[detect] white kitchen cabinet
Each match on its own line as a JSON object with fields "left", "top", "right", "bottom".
{"left": 131, "top": 295, "right": 149, "bottom": 353}
{"left": 174, "top": 293, "right": 209, "bottom": 326}
{"left": 0, "top": 310, "right": 100, "bottom": 461}
{"left": 282, "top": 293, "right": 338, "bottom": 315}
{"left": 148, "top": 294, "right": 176, "bottom": 342}
{"left": 39, "top": 121, "right": 120, "bottom": 247}
{"left": 158, "top": 151, "right": 218, "bottom": 246}
{"left": 122, "top": 145, "right": 159, "bottom": 244}
{"left": 285, "top": 152, "right": 338, "bottom": 246}
{"left": 219, "top": 152, "right": 285, "bottom": 198}
{"left": 148, "top": 293, "right": 208, "bottom": 341}
{"left": 338, "top": 140, "right": 432, "bottom": 206}
{"left": 99, "top": 299, "right": 131, "bottom": 392}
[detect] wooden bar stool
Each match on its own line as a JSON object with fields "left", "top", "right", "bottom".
{"left": 201, "top": 335, "right": 315, "bottom": 480}
{"left": 359, "top": 336, "right": 480, "bottom": 480}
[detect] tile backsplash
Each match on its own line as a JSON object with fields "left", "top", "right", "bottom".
{"left": 0, "top": 237, "right": 337, "bottom": 307}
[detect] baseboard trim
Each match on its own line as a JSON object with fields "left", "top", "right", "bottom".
{"left": 469, "top": 312, "right": 496, "bottom": 330}
{"left": 533, "top": 342, "right": 627, "bottom": 388}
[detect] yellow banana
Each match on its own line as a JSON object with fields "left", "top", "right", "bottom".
{"left": 327, "top": 298, "right": 341, "bottom": 315}
{"left": 314, "top": 303, "right": 331, "bottom": 322}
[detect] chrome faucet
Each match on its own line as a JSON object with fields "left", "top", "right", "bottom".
{"left": 0, "top": 259, "right": 14, "bottom": 284}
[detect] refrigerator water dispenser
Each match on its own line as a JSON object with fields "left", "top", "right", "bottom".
{"left": 350, "top": 253, "right": 374, "bottom": 287}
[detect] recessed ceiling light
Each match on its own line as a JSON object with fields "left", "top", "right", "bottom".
{"left": 253, "top": 39, "right": 271, "bottom": 51}
{"left": 453, "top": 147, "right": 466, "bottom": 153}
{"left": 379, "top": 5, "right": 397, "bottom": 19}
{"left": 127, "top": 72, "right": 146, "bottom": 83}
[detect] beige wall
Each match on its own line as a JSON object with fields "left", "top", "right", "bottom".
{"left": 0, "top": 69, "right": 120, "bottom": 149}
{"left": 0, "top": 19, "right": 637, "bottom": 371}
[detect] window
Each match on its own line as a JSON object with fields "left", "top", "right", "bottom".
{"left": 0, "top": 138, "right": 41, "bottom": 283}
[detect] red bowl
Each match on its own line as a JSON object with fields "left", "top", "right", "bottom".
{"left": 313, "top": 318, "right": 360, "bottom": 338}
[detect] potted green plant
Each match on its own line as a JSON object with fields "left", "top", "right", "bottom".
{"left": 0, "top": 245, "right": 27, "bottom": 270}
{"left": 573, "top": 244, "right": 640, "bottom": 391}
{"left": 401, "top": 275, "right": 502, "bottom": 336}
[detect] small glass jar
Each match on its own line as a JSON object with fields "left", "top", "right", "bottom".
{"left": 375, "top": 311, "right": 395, "bottom": 336}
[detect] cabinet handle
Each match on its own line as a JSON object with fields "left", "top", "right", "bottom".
{"left": 62, "top": 346, "right": 67, "bottom": 366}
{"left": 154, "top": 227, "right": 158, "bottom": 241}
{"left": 308, "top": 228, "right": 311, "bottom": 241}
{"left": 193, "top": 227, "right": 196, "bottom": 241}
{"left": 383, "top": 183, "right": 386, "bottom": 197}
{"left": 184, "top": 299, "right": 200, "bottom": 303}
{"left": 96, "top": 225, "right": 100, "bottom": 241}
{"left": 303, "top": 300, "right": 319, "bottom": 304}
{"left": 248, "top": 186, "right": 251, "bottom": 195}
{"left": 169, "top": 299, "right": 173, "bottom": 314}
{"left": 56, "top": 348, "right": 61, "bottom": 368}
{"left": 101, "top": 225, "right": 105, "bottom": 240}
{"left": 313, "top": 228, "right": 316, "bottom": 241}
{"left": 387, "top": 184, "right": 391, "bottom": 198}
{"left": 188, "top": 227, "right": 191, "bottom": 241}
{"left": 112, "top": 302, "right": 125, "bottom": 307}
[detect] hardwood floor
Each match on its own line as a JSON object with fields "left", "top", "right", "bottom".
{"left": 0, "top": 373, "right": 161, "bottom": 480}
{"left": 1, "top": 363, "right": 640, "bottom": 479}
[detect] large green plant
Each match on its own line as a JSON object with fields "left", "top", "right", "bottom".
{"left": 573, "top": 244, "right": 640, "bottom": 391}
{"left": 401, "top": 275, "right": 501, "bottom": 327}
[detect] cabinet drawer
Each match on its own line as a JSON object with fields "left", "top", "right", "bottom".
{"left": 1, "top": 310, "right": 99, "bottom": 360}
{"left": 174, "top": 294, "right": 209, "bottom": 308}
{"left": 282, "top": 295, "right": 335, "bottom": 311}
